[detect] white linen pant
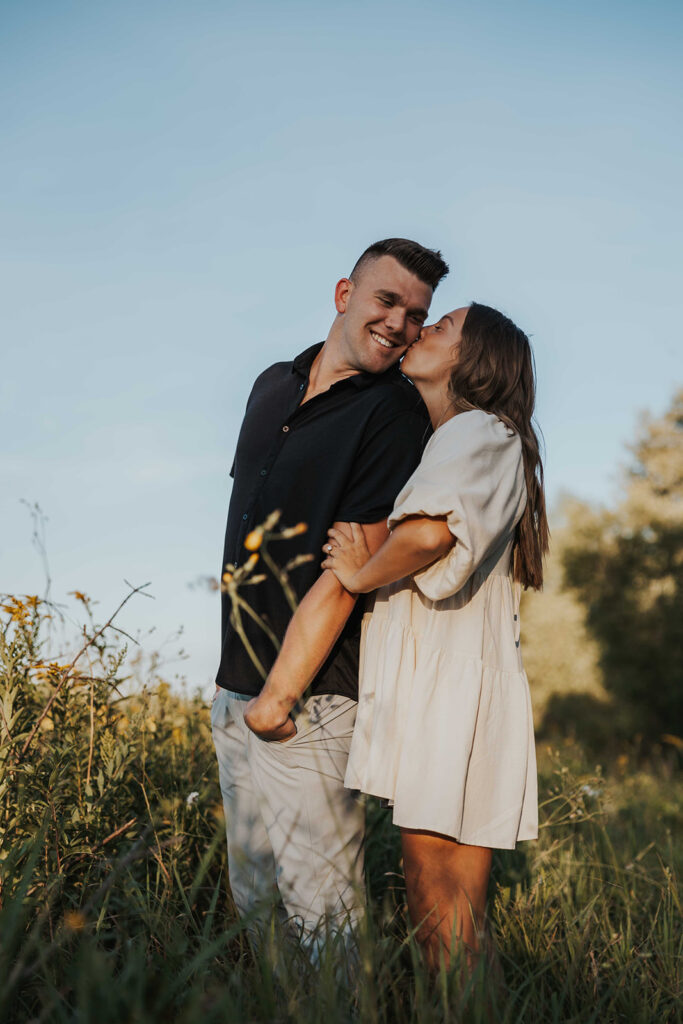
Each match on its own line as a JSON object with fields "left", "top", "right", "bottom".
{"left": 211, "top": 687, "right": 365, "bottom": 943}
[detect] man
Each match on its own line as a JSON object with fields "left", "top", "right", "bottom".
{"left": 212, "top": 238, "right": 449, "bottom": 949}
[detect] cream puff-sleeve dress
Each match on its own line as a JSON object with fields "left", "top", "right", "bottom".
{"left": 344, "top": 409, "right": 538, "bottom": 849}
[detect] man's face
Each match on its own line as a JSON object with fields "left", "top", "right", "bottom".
{"left": 335, "top": 255, "right": 433, "bottom": 374}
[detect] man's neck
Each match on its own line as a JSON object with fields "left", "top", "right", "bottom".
{"left": 302, "top": 334, "right": 363, "bottom": 403}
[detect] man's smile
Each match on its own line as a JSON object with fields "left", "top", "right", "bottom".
{"left": 370, "top": 330, "right": 399, "bottom": 349}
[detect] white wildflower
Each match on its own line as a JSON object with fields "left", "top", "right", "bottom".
{"left": 186, "top": 791, "right": 199, "bottom": 807}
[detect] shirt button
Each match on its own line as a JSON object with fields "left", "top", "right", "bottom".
{"left": 282, "top": 425, "right": 290, "bottom": 433}
{"left": 242, "top": 513, "right": 248, "bottom": 521}
{"left": 299, "top": 383, "right": 304, "bottom": 391}
{"left": 260, "top": 469, "right": 267, "bottom": 476}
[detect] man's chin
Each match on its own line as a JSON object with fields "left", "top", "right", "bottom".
{"left": 364, "top": 346, "right": 403, "bottom": 373}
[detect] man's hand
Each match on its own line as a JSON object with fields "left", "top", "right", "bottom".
{"left": 244, "top": 693, "right": 297, "bottom": 742}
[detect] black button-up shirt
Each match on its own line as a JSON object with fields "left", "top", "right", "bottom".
{"left": 216, "top": 342, "right": 430, "bottom": 700}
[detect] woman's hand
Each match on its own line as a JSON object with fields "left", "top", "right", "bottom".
{"left": 321, "top": 522, "right": 371, "bottom": 593}
{"left": 244, "top": 694, "right": 297, "bottom": 742}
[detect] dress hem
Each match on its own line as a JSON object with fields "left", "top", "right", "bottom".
{"left": 347, "top": 782, "right": 537, "bottom": 849}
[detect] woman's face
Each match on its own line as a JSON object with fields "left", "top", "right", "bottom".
{"left": 400, "top": 306, "right": 469, "bottom": 386}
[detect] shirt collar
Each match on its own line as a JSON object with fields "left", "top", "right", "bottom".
{"left": 292, "top": 342, "right": 324, "bottom": 376}
{"left": 291, "top": 342, "right": 404, "bottom": 390}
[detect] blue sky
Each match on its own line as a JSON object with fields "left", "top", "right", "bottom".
{"left": 2, "top": 0, "right": 682, "bottom": 692}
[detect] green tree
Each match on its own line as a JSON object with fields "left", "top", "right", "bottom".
{"left": 561, "top": 389, "right": 683, "bottom": 737}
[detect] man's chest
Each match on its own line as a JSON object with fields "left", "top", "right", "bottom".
{"left": 234, "top": 381, "right": 370, "bottom": 481}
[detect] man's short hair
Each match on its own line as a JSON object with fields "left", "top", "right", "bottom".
{"left": 350, "top": 238, "right": 449, "bottom": 291}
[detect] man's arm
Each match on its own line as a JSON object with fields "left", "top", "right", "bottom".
{"left": 242, "top": 520, "right": 389, "bottom": 740}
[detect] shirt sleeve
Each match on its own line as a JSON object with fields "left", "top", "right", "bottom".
{"left": 228, "top": 367, "right": 271, "bottom": 479}
{"left": 388, "top": 411, "right": 527, "bottom": 601}
{"left": 333, "top": 407, "right": 429, "bottom": 524}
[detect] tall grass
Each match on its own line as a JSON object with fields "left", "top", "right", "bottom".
{"left": 1, "top": 592, "right": 680, "bottom": 1022}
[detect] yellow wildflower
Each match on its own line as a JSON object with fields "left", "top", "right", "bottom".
{"left": 2, "top": 598, "right": 30, "bottom": 624}
{"left": 244, "top": 530, "right": 263, "bottom": 552}
{"left": 211, "top": 803, "right": 226, "bottom": 823}
{"left": 63, "top": 910, "right": 86, "bottom": 932}
{"left": 280, "top": 522, "right": 308, "bottom": 539}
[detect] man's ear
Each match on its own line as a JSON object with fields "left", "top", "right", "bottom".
{"left": 334, "top": 277, "right": 353, "bottom": 315}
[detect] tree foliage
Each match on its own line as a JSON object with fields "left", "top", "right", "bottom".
{"left": 560, "top": 389, "right": 683, "bottom": 736}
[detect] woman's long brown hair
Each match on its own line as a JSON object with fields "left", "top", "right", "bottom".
{"left": 448, "top": 302, "right": 549, "bottom": 589}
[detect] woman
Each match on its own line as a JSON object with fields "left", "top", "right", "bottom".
{"left": 321, "top": 302, "right": 548, "bottom": 971}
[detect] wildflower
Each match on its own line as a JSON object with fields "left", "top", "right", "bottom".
{"left": 244, "top": 530, "right": 263, "bottom": 551}
{"left": 186, "top": 791, "right": 199, "bottom": 808}
{"left": 245, "top": 553, "right": 260, "bottom": 571}
{"left": 1, "top": 598, "right": 30, "bottom": 624}
{"left": 210, "top": 803, "right": 225, "bottom": 822}
{"left": 262, "top": 510, "right": 282, "bottom": 531}
{"left": 34, "top": 661, "right": 64, "bottom": 682}
{"left": 280, "top": 522, "right": 308, "bottom": 539}
{"left": 581, "top": 784, "right": 601, "bottom": 798}
{"left": 63, "top": 910, "right": 86, "bottom": 932}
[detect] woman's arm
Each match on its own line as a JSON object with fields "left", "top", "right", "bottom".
{"left": 321, "top": 516, "right": 455, "bottom": 594}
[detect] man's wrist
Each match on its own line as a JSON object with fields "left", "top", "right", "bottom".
{"left": 260, "top": 677, "right": 300, "bottom": 711}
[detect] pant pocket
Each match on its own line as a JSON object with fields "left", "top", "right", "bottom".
{"left": 210, "top": 687, "right": 225, "bottom": 728}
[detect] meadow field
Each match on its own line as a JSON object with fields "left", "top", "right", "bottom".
{"left": 1, "top": 572, "right": 680, "bottom": 1022}
{"left": 2, "top": 395, "right": 681, "bottom": 1022}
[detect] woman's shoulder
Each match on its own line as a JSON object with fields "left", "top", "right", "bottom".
{"left": 426, "top": 409, "right": 520, "bottom": 459}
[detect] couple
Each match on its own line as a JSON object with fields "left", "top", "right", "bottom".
{"left": 211, "top": 237, "right": 548, "bottom": 968}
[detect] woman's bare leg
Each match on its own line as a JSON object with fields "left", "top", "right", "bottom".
{"left": 400, "top": 828, "right": 492, "bottom": 972}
